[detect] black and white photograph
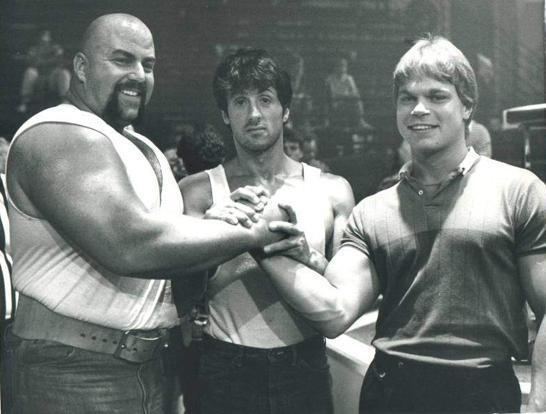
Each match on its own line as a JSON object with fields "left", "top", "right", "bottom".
{"left": 0, "top": 1, "right": 545, "bottom": 413}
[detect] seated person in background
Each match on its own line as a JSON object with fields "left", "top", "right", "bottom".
{"left": 302, "top": 136, "right": 330, "bottom": 173}
{"left": 467, "top": 119, "right": 492, "bottom": 157}
{"left": 17, "top": 30, "right": 71, "bottom": 114}
{"left": 325, "top": 57, "right": 371, "bottom": 130}
{"left": 283, "top": 125, "right": 303, "bottom": 162}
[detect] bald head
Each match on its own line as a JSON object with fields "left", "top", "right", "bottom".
{"left": 69, "top": 13, "right": 156, "bottom": 130}
{"left": 80, "top": 14, "right": 153, "bottom": 56}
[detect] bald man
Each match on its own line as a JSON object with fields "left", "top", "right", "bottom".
{"left": 4, "top": 14, "right": 283, "bottom": 414}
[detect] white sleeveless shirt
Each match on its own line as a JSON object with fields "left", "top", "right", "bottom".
{"left": 7, "top": 103, "right": 181, "bottom": 330}
{"left": 205, "top": 163, "right": 329, "bottom": 347}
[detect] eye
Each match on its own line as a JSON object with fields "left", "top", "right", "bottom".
{"left": 260, "top": 95, "right": 273, "bottom": 104}
{"left": 430, "top": 94, "right": 449, "bottom": 102}
{"left": 142, "top": 63, "right": 155, "bottom": 74}
{"left": 232, "top": 97, "right": 246, "bottom": 106}
{"left": 398, "top": 94, "right": 415, "bottom": 104}
{"left": 114, "top": 57, "right": 131, "bottom": 66}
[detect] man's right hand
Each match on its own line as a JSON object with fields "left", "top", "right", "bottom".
{"left": 204, "top": 185, "right": 270, "bottom": 228}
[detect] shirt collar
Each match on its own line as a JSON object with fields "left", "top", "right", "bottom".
{"left": 399, "top": 147, "right": 480, "bottom": 181}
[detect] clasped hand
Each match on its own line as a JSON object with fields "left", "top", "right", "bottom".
{"left": 204, "top": 186, "right": 312, "bottom": 265}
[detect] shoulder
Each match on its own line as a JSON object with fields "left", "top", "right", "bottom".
{"left": 178, "top": 171, "right": 213, "bottom": 216}
{"left": 11, "top": 121, "right": 114, "bottom": 166}
{"left": 318, "top": 170, "right": 355, "bottom": 211}
{"left": 474, "top": 157, "right": 542, "bottom": 186}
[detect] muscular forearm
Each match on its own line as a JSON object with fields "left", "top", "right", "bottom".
{"left": 528, "top": 318, "right": 546, "bottom": 411}
{"left": 307, "top": 248, "right": 329, "bottom": 275}
{"left": 255, "top": 255, "right": 350, "bottom": 338}
{"left": 100, "top": 213, "right": 280, "bottom": 278}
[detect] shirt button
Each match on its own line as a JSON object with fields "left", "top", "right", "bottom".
{"left": 418, "top": 190, "right": 424, "bottom": 196}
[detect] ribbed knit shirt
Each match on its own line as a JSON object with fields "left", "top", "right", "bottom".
{"left": 342, "top": 149, "right": 546, "bottom": 367}
{"left": 7, "top": 104, "right": 181, "bottom": 330}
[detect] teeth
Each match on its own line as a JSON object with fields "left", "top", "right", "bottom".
{"left": 121, "top": 90, "right": 139, "bottom": 96}
{"left": 409, "top": 125, "right": 434, "bottom": 130}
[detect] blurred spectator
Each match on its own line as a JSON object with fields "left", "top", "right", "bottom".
{"left": 302, "top": 136, "right": 330, "bottom": 173}
{"left": 16, "top": 30, "right": 71, "bottom": 114}
{"left": 376, "top": 140, "right": 411, "bottom": 192}
{"left": 325, "top": 57, "right": 372, "bottom": 130}
{"left": 287, "top": 52, "right": 313, "bottom": 127}
{"left": 467, "top": 119, "right": 492, "bottom": 157}
{"left": 176, "top": 123, "right": 226, "bottom": 175}
{"left": 0, "top": 137, "right": 14, "bottom": 414}
{"left": 283, "top": 126, "right": 303, "bottom": 162}
{"left": 0, "top": 138, "right": 10, "bottom": 174}
{"left": 163, "top": 147, "right": 187, "bottom": 182}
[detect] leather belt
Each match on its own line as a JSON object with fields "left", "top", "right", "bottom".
{"left": 13, "top": 294, "right": 172, "bottom": 363}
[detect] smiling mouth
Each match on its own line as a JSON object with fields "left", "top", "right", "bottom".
{"left": 408, "top": 124, "right": 438, "bottom": 131}
{"left": 120, "top": 89, "right": 141, "bottom": 97}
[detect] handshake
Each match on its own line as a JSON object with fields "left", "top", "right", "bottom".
{"left": 204, "top": 185, "right": 314, "bottom": 266}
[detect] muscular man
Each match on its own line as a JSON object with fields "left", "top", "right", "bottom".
{"left": 257, "top": 36, "right": 546, "bottom": 413}
{"left": 5, "top": 14, "right": 282, "bottom": 414}
{"left": 178, "top": 48, "right": 354, "bottom": 414}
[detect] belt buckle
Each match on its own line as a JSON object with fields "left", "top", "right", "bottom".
{"left": 113, "top": 330, "right": 167, "bottom": 363}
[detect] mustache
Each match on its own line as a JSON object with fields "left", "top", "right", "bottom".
{"left": 115, "top": 80, "right": 147, "bottom": 96}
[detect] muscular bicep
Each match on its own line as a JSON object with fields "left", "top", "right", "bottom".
{"left": 178, "top": 172, "right": 213, "bottom": 217}
{"left": 10, "top": 124, "right": 152, "bottom": 266}
{"left": 520, "top": 253, "right": 546, "bottom": 321}
{"left": 324, "top": 174, "right": 355, "bottom": 258}
{"left": 325, "top": 245, "right": 380, "bottom": 329}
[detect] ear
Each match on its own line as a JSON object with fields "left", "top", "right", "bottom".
{"left": 463, "top": 105, "right": 472, "bottom": 121}
{"left": 282, "top": 108, "right": 290, "bottom": 123}
{"left": 73, "top": 52, "right": 87, "bottom": 83}
{"left": 221, "top": 110, "right": 230, "bottom": 126}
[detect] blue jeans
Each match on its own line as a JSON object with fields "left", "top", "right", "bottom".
{"left": 199, "top": 335, "right": 333, "bottom": 414}
{"left": 360, "top": 351, "right": 521, "bottom": 413}
{"left": 5, "top": 327, "right": 172, "bottom": 414}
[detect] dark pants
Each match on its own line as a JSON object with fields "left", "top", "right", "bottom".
{"left": 1, "top": 320, "right": 14, "bottom": 414}
{"left": 360, "top": 351, "right": 521, "bottom": 414}
{"left": 163, "top": 326, "right": 201, "bottom": 414}
{"left": 4, "top": 326, "right": 171, "bottom": 414}
{"left": 199, "top": 335, "right": 333, "bottom": 414}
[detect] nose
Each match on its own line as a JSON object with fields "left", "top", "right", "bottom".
{"left": 411, "top": 100, "right": 429, "bottom": 116}
{"left": 128, "top": 62, "right": 146, "bottom": 82}
{"left": 248, "top": 99, "right": 262, "bottom": 121}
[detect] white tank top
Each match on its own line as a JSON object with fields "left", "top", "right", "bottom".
{"left": 7, "top": 103, "right": 182, "bottom": 330}
{"left": 205, "top": 163, "right": 328, "bottom": 347}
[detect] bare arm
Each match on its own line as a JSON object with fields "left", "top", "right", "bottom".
{"left": 519, "top": 253, "right": 546, "bottom": 412}
{"left": 254, "top": 173, "right": 372, "bottom": 338}
{"left": 8, "top": 124, "right": 281, "bottom": 278}
{"left": 256, "top": 246, "right": 380, "bottom": 338}
{"left": 263, "top": 173, "right": 354, "bottom": 272}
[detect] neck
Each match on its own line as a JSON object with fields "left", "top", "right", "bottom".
{"left": 410, "top": 142, "right": 468, "bottom": 185}
{"left": 229, "top": 141, "right": 300, "bottom": 184}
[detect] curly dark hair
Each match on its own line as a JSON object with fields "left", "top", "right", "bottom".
{"left": 212, "top": 47, "right": 292, "bottom": 113}
{"left": 176, "top": 123, "right": 226, "bottom": 174}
